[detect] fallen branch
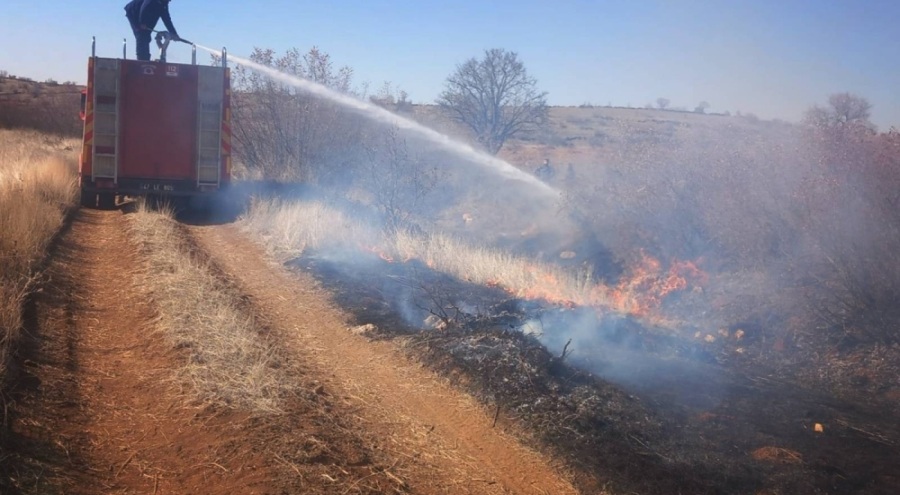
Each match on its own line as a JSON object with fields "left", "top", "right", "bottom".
{"left": 835, "top": 418, "right": 895, "bottom": 446}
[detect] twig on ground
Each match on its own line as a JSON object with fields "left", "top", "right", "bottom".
{"left": 114, "top": 451, "right": 136, "bottom": 478}
{"left": 835, "top": 418, "right": 895, "bottom": 446}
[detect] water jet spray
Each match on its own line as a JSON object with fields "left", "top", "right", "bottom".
{"left": 194, "top": 45, "right": 559, "bottom": 197}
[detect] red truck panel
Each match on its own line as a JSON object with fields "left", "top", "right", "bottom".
{"left": 119, "top": 61, "right": 199, "bottom": 181}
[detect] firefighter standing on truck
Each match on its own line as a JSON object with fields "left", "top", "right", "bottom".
{"left": 124, "top": 0, "right": 181, "bottom": 61}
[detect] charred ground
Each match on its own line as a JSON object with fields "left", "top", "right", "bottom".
{"left": 223, "top": 98, "right": 900, "bottom": 493}
{"left": 290, "top": 240, "right": 900, "bottom": 494}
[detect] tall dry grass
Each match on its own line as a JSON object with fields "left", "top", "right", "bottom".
{"left": 240, "top": 197, "right": 603, "bottom": 310}
{"left": 127, "top": 201, "right": 289, "bottom": 413}
{"left": 0, "top": 129, "right": 78, "bottom": 384}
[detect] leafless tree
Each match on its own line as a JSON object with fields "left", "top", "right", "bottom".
{"left": 804, "top": 92, "right": 873, "bottom": 133}
{"left": 437, "top": 48, "right": 548, "bottom": 155}
{"left": 656, "top": 97, "right": 670, "bottom": 110}
{"left": 363, "top": 126, "right": 441, "bottom": 231}
{"left": 369, "top": 81, "right": 413, "bottom": 112}
{"left": 229, "top": 47, "right": 361, "bottom": 181}
{"left": 694, "top": 101, "right": 710, "bottom": 114}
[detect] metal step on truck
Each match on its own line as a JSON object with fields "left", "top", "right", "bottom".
{"left": 79, "top": 35, "right": 231, "bottom": 209}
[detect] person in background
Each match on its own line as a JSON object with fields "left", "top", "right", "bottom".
{"left": 535, "top": 158, "right": 555, "bottom": 182}
{"left": 124, "top": 0, "right": 181, "bottom": 61}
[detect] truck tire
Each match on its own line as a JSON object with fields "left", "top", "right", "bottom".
{"left": 98, "top": 193, "right": 116, "bottom": 210}
{"left": 80, "top": 190, "right": 96, "bottom": 208}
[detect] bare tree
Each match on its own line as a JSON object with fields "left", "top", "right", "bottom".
{"left": 369, "top": 81, "right": 412, "bottom": 112}
{"left": 230, "top": 47, "right": 360, "bottom": 181}
{"left": 804, "top": 92, "right": 873, "bottom": 133}
{"left": 694, "top": 101, "right": 710, "bottom": 114}
{"left": 656, "top": 97, "right": 670, "bottom": 110}
{"left": 362, "top": 126, "right": 441, "bottom": 231}
{"left": 437, "top": 48, "right": 548, "bottom": 155}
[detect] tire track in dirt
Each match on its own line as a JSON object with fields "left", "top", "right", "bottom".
{"left": 4, "top": 208, "right": 405, "bottom": 494}
{"left": 4, "top": 209, "right": 284, "bottom": 493}
{"left": 188, "top": 222, "right": 580, "bottom": 495}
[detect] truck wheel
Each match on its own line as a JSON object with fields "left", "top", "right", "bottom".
{"left": 80, "top": 190, "right": 96, "bottom": 208}
{"left": 98, "top": 193, "right": 116, "bottom": 210}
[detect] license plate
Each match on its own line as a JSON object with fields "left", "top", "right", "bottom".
{"left": 139, "top": 183, "right": 175, "bottom": 192}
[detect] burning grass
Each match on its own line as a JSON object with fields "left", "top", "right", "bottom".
{"left": 126, "top": 201, "right": 289, "bottom": 413}
{"left": 240, "top": 197, "right": 702, "bottom": 328}
{"left": 236, "top": 195, "right": 736, "bottom": 492}
{"left": 0, "top": 129, "right": 77, "bottom": 384}
{"left": 239, "top": 191, "right": 900, "bottom": 494}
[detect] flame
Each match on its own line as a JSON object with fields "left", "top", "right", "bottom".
{"left": 361, "top": 243, "right": 395, "bottom": 262}
{"left": 360, "top": 243, "right": 415, "bottom": 263}
{"left": 520, "top": 250, "right": 706, "bottom": 322}
{"left": 358, "top": 241, "right": 704, "bottom": 324}
{"left": 603, "top": 250, "right": 702, "bottom": 317}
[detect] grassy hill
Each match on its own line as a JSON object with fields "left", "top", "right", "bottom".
{"left": 0, "top": 75, "right": 83, "bottom": 135}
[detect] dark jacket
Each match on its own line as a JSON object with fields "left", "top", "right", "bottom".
{"left": 124, "top": 0, "right": 177, "bottom": 36}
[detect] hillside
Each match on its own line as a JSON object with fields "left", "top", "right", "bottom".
{"left": 0, "top": 75, "right": 83, "bottom": 135}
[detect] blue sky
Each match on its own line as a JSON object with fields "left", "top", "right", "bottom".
{"left": 2, "top": 1, "right": 898, "bottom": 129}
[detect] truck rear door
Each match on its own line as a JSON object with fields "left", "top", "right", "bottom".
{"left": 119, "top": 62, "right": 199, "bottom": 181}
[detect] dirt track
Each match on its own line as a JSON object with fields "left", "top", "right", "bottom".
{"left": 2, "top": 208, "right": 577, "bottom": 494}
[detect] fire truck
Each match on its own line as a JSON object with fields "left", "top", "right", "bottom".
{"left": 79, "top": 35, "right": 231, "bottom": 208}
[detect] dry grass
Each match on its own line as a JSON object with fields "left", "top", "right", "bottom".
{"left": 238, "top": 196, "right": 372, "bottom": 257}
{"left": 240, "top": 197, "right": 603, "bottom": 306}
{"left": 241, "top": 197, "right": 698, "bottom": 326}
{"left": 126, "top": 201, "right": 290, "bottom": 413}
{"left": 0, "top": 129, "right": 77, "bottom": 384}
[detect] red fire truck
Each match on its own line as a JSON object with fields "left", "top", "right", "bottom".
{"left": 79, "top": 36, "right": 232, "bottom": 208}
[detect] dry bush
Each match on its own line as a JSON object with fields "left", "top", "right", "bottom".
{"left": 359, "top": 126, "right": 442, "bottom": 231}
{"left": 230, "top": 48, "right": 442, "bottom": 209}
{"left": 231, "top": 47, "right": 366, "bottom": 182}
{"left": 127, "top": 202, "right": 289, "bottom": 412}
{"left": 797, "top": 128, "right": 900, "bottom": 345}
{"left": 0, "top": 129, "right": 78, "bottom": 383}
{"left": 563, "top": 120, "right": 804, "bottom": 270}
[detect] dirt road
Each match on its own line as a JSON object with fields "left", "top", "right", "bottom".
{"left": 2, "top": 208, "right": 577, "bottom": 494}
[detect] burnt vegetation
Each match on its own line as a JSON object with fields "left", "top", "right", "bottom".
{"left": 230, "top": 42, "right": 900, "bottom": 492}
